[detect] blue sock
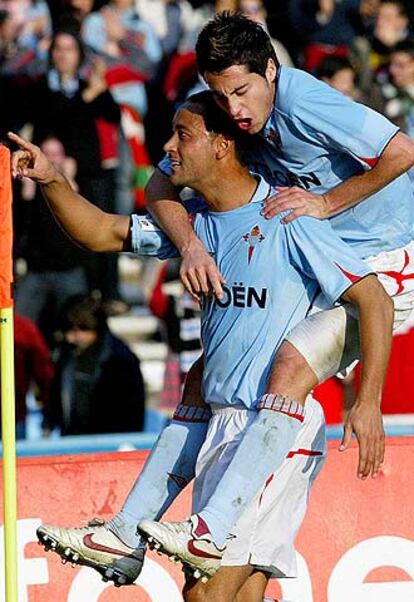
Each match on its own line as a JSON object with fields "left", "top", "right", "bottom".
{"left": 108, "top": 404, "right": 211, "bottom": 547}
{"left": 199, "top": 395, "right": 305, "bottom": 548}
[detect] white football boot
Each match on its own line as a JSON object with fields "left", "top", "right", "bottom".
{"left": 138, "top": 514, "right": 224, "bottom": 582}
{"left": 37, "top": 518, "right": 144, "bottom": 586}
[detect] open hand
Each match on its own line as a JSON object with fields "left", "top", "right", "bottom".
{"left": 339, "top": 402, "right": 385, "bottom": 479}
{"left": 262, "top": 186, "right": 330, "bottom": 222}
{"left": 180, "top": 238, "right": 226, "bottom": 300}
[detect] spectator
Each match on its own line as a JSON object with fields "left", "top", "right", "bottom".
{"left": 288, "top": 0, "right": 362, "bottom": 71}
{"left": 364, "top": 39, "right": 414, "bottom": 135}
{"left": 14, "top": 136, "right": 91, "bottom": 343}
{"left": 28, "top": 31, "right": 119, "bottom": 187}
{"left": 45, "top": 295, "right": 146, "bottom": 436}
{"left": 83, "top": 0, "right": 161, "bottom": 116}
{"left": 0, "top": 0, "right": 50, "bottom": 76}
{"left": 83, "top": 0, "right": 162, "bottom": 215}
{"left": 316, "top": 54, "right": 360, "bottom": 98}
{"left": 369, "top": 0, "right": 411, "bottom": 74}
{"left": 0, "top": 0, "right": 51, "bottom": 52}
{"left": 386, "top": 39, "right": 414, "bottom": 135}
{"left": 0, "top": 312, "right": 54, "bottom": 439}
{"left": 135, "top": 0, "right": 195, "bottom": 62}
{"left": 24, "top": 30, "right": 123, "bottom": 309}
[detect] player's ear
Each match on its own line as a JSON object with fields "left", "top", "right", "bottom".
{"left": 266, "top": 59, "right": 277, "bottom": 84}
{"left": 215, "top": 134, "right": 232, "bottom": 159}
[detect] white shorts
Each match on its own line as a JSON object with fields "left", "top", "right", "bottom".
{"left": 287, "top": 241, "right": 414, "bottom": 382}
{"left": 192, "top": 397, "right": 326, "bottom": 578}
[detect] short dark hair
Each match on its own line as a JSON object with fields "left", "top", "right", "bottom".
{"left": 392, "top": 38, "right": 414, "bottom": 58}
{"left": 196, "top": 11, "right": 278, "bottom": 77}
{"left": 184, "top": 91, "right": 242, "bottom": 138}
{"left": 317, "top": 56, "right": 354, "bottom": 80}
{"left": 183, "top": 90, "right": 254, "bottom": 161}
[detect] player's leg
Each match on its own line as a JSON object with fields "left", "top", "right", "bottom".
{"left": 139, "top": 396, "right": 326, "bottom": 581}
{"left": 275, "top": 241, "right": 414, "bottom": 401}
{"left": 183, "top": 566, "right": 254, "bottom": 602}
{"left": 108, "top": 355, "right": 209, "bottom": 543}
{"left": 184, "top": 568, "right": 279, "bottom": 602}
{"left": 222, "top": 398, "right": 326, "bottom": 602}
{"left": 174, "top": 304, "right": 350, "bottom": 549}
{"left": 235, "top": 570, "right": 270, "bottom": 602}
{"left": 37, "top": 356, "right": 210, "bottom": 584}
{"left": 139, "top": 306, "right": 338, "bottom": 555}
{"left": 138, "top": 305, "right": 336, "bottom": 553}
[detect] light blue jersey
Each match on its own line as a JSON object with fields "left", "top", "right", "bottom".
{"left": 159, "top": 67, "right": 414, "bottom": 259}
{"left": 131, "top": 176, "right": 372, "bottom": 408}
{"left": 253, "top": 67, "right": 414, "bottom": 258}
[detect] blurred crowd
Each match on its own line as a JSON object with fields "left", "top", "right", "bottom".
{"left": 1, "top": 0, "right": 414, "bottom": 439}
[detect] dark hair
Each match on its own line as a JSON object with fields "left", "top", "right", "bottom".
{"left": 184, "top": 91, "right": 243, "bottom": 137}
{"left": 392, "top": 38, "right": 414, "bottom": 58}
{"left": 0, "top": 9, "right": 8, "bottom": 25}
{"left": 60, "top": 295, "right": 108, "bottom": 335}
{"left": 317, "top": 56, "right": 354, "bottom": 80}
{"left": 49, "top": 29, "right": 85, "bottom": 70}
{"left": 196, "top": 11, "right": 278, "bottom": 77}
{"left": 183, "top": 90, "right": 254, "bottom": 161}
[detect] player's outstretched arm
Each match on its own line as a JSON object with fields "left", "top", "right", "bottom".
{"left": 145, "top": 168, "right": 225, "bottom": 299}
{"left": 263, "top": 132, "right": 414, "bottom": 221}
{"left": 9, "top": 132, "right": 129, "bottom": 252}
{"left": 340, "top": 275, "right": 394, "bottom": 479}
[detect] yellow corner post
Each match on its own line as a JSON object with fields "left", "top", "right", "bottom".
{"left": 0, "top": 145, "right": 18, "bottom": 602}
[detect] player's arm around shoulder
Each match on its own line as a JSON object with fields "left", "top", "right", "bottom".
{"left": 145, "top": 167, "right": 196, "bottom": 248}
{"left": 145, "top": 167, "right": 225, "bottom": 299}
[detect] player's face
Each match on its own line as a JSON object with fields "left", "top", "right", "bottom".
{"left": 204, "top": 61, "right": 276, "bottom": 134}
{"left": 390, "top": 51, "right": 414, "bottom": 88}
{"left": 163, "top": 106, "right": 218, "bottom": 188}
{"left": 324, "top": 67, "right": 355, "bottom": 98}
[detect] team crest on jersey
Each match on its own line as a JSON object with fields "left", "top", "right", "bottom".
{"left": 243, "top": 225, "right": 265, "bottom": 264}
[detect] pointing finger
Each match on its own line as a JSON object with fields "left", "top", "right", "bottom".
{"left": 7, "top": 132, "right": 37, "bottom": 152}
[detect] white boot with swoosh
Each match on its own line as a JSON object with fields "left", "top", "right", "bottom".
{"left": 138, "top": 514, "right": 224, "bottom": 582}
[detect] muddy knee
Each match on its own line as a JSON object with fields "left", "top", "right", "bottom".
{"left": 267, "top": 341, "right": 318, "bottom": 402}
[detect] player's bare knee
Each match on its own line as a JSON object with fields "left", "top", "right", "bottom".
{"left": 267, "top": 340, "right": 318, "bottom": 403}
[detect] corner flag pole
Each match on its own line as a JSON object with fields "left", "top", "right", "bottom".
{"left": 0, "top": 145, "right": 18, "bottom": 602}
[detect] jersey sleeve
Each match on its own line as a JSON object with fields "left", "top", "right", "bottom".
{"left": 285, "top": 216, "right": 374, "bottom": 304}
{"left": 291, "top": 79, "right": 399, "bottom": 170}
{"left": 130, "top": 214, "right": 179, "bottom": 259}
